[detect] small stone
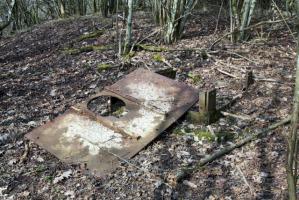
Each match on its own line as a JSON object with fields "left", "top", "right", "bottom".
{"left": 260, "top": 172, "right": 269, "bottom": 178}
{"left": 36, "top": 156, "right": 44, "bottom": 162}
{"left": 89, "top": 84, "right": 97, "bottom": 89}
{"left": 174, "top": 58, "right": 181, "bottom": 62}
{"left": 7, "top": 110, "right": 15, "bottom": 115}
{"left": 154, "top": 179, "right": 163, "bottom": 188}
{"left": 187, "top": 124, "right": 195, "bottom": 129}
{"left": 179, "top": 151, "right": 190, "bottom": 156}
{"left": 0, "top": 134, "right": 9, "bottom": 145}
{"left": 183, "top": 180, "right": 198, "bottom": 188}
{"left": 117, "top": 72, "right": 124, "bottom": 78}
{"left": 27, "top": 121, "right": 37, "bottom": 127}
{"left": 50, "top": 89, "right": 56, "bottom": 97}
{"left": 8, "top": 158, "right": 17, "bottom": 166}
{"left": 65, "top": 190, "right": 75, "bottom": 198}
{"left": 21, "top": 191, "right": 30, "bottom": 197}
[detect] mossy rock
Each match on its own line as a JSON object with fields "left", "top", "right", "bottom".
{"left": 97, "top": 63, "right": 112, "bottom": 72}
{"left": 78, "top": 30, "right": 105, "bottom": 41}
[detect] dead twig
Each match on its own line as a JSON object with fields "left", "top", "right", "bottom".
{"left": 19, "top": 142, "right": 29, "bottom": 163}
{"left": 221, "top": 50, "right": 258, "bottom": 64}
{"left": 235, "top": 165, "right": 254, "bottom": 195}
{"left": 220, "top": 111, "right": 252, "bottom": 121}
{"left": 216, "top": 60, "right": 247, "bottom": 73}
{"left": 216, "top": 68, "right": 240, "bottom": 79}
{"left": 271, "top": 0, "right": 296, "bottom": 42}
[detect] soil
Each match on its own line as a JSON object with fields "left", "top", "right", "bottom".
{"left": 0, "top": 10, "right": 296, "bottom": 199}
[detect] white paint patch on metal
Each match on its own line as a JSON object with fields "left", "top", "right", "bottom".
{"left": 60, "top": 114, "right": 124, "bottom": 155}
{"left": 125, "top": 82, "right": 174, "bottom": 113}
{"left": 123, "top": 108, "right": 164, "bottom": 138}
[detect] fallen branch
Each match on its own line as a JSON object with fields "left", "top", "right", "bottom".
{"left": 236, "top": 165, "right": 254, "bottom": 195}
{"left": 221, "top": 50, "right": 258, "bottom": 64}
{"left": 172, "top": 116, "right": 291, "bottom": 183}
{"left": 220, "top": 111, "right": 252, "bottom": 121}
{"left": 216, "top": 68, "right": 240, "bottom": 79}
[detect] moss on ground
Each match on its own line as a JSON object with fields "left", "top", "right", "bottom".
{"left": 188, "top": 72, "right": 201, "bottom": 84}
{"left": 78, "top": 30, "right": 104, "bottom": 41}
{"left": 153, "top": 53, "right": 165, "bottom": 62}
{"left": 194, "top": 130, "right": 215, "bottom": 142}
{"left": 62, "top": 44, "right": 112, "bottom": 55}
{"left": 97, "top": 63, "right": 111, "bottom": 72}
{"left": 174, "top": 125, "right": 234, "bottom": 143}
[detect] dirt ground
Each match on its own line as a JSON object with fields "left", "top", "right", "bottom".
{"left": 0, "top": 11, "right": 296, "bottom": 199}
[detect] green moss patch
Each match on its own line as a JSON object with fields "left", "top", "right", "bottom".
{"left": 62, "top": 44, "right": 112, "bottom": 55}
{"left": 188, "top": 72, "right": 201, "bottom": 84}
{"left": 78, "top": 30, "right": 105, "bottom": 41}
{"left": 153, "top": 53, "right": 165, "bottom": 62}
{"left": 97, "top": 63, "right": 112, "bottom": 72}
{"left": 194, "top": 130, "right": 215, "bottom": 142}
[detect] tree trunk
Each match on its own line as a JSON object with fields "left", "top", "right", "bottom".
{"left": 287, "top": 1, "right": 299, "bottom": 199}
{"left": 239, "top": 0, "right": 256, "bottom": 40}
{"left": 123, "top": 0, "right": 133, "bottom": 54}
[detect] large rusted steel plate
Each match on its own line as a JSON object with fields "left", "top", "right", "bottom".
{"left": 26, "top": 68, "right": 198, "bottom": 176}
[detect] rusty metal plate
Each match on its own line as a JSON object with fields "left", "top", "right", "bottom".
{"left": 26, "top": 68, "right": 198, "bottom": 176}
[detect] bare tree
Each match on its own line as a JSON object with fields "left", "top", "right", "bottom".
{"left": 150, "top": 0, "right": 197, "bottom": 44}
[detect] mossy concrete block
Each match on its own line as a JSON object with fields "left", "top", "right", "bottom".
{"left": 187, "top": 110, "right": 220, "bottom": 125}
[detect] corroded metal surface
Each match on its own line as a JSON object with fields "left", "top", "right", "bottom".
{"left": 26, "top": 68, "right": 198, "bottom": 176}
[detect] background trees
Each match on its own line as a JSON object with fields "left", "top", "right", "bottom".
{"left": 1, "top": 0, "right": 294, "bottom": 43}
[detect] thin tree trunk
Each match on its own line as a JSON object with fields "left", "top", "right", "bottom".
{"left": 239, "top": 0, "right": 256, "bottom": 40}
{"left": 287, "top": 1, "right": 299, "bottom": 199}
{"left": 123, "top": 0, "right": 133, "bottom": 54}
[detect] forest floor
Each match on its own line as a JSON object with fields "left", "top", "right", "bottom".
{"left": 0, "top": 11, "right": 297, "bottom": 199}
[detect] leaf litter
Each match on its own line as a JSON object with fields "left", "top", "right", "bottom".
{"left": 0, "top": 11, "right": 295, "bottom": 199}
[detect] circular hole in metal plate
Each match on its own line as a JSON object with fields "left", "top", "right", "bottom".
{"left": 87, "top": 95, "right": 128, "bottom": 118}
